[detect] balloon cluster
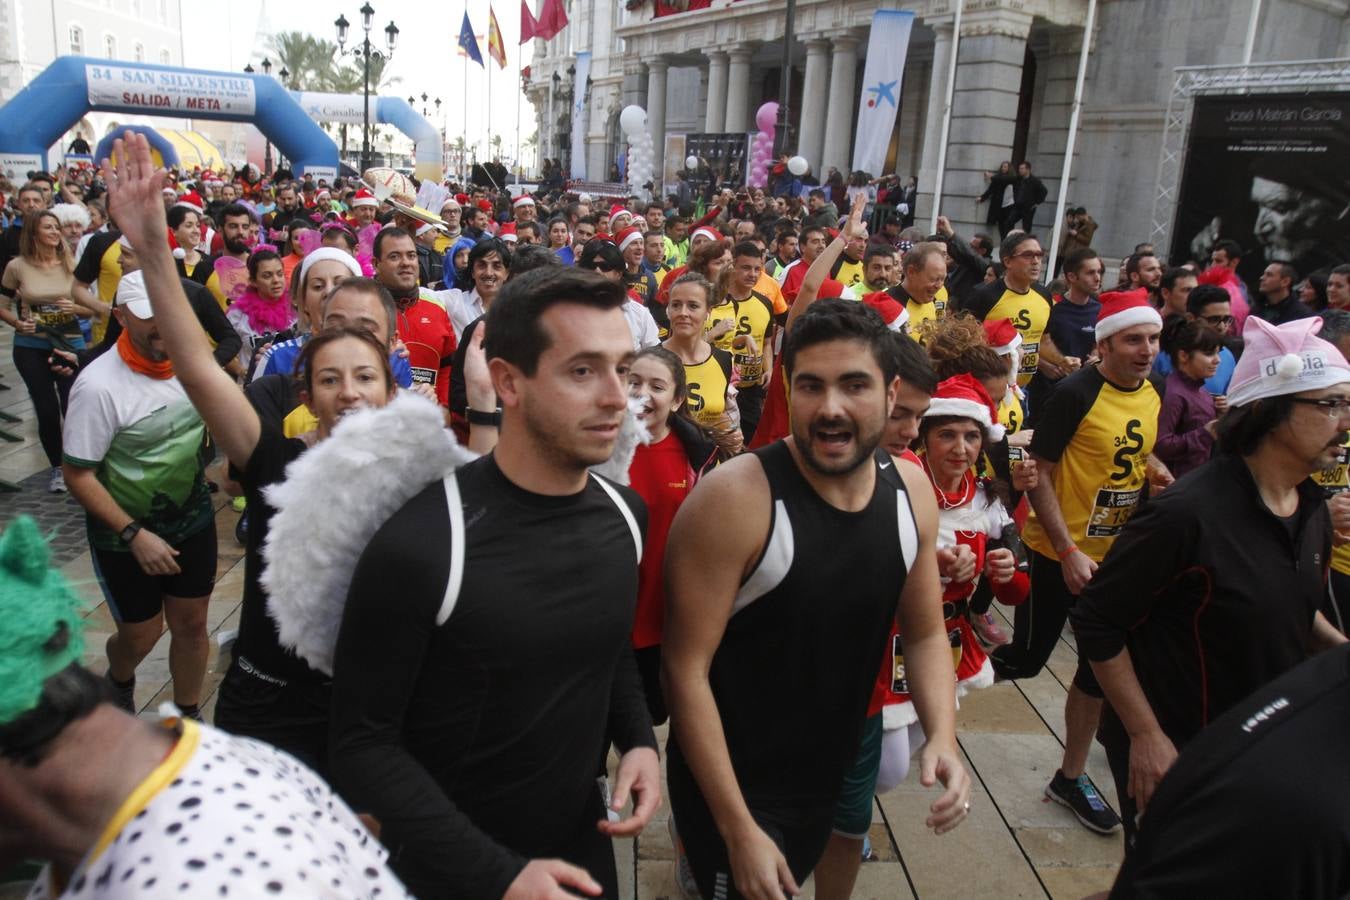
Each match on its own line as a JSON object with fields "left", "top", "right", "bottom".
{"left": 620, "top": 105, "right": 655, "bottom": 199}
{"left": 747, "top": 101, "right": 778, "bottom": 189}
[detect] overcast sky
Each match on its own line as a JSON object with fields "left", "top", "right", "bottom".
{"left": 183, "top": 0, "right": 537, "bottom": 157}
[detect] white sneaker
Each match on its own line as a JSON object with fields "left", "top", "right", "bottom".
{"left": 48, "top": 467, "right": 66, "bottom": 493}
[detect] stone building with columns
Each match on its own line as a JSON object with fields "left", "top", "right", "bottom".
{"left": 526, "top": 0, "right": 1350, "bottom": 260}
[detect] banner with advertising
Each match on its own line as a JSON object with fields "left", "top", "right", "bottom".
{"left": 569, "top": 52, "right": 592, "bottom": 180}
{"left": 851, "top": 9, "right": 914, "bottom": 177}
{"left": 85, "top": 62, "right": 257, "bottom": 116}
{"left": 1171, "top": 92, "right": 1350, "bottom": 287}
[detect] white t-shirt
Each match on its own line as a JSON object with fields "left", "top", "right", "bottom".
{"left": 432, "top": 286, "right": 484, "bottom": 343}
{"left": 27, "top": 718, "right": 409, "bottom": 900}
{"left": 623, "top": 298, "right": 661, "bottom": 351}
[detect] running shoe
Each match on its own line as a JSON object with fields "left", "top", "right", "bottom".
{"left": 970, "top": 610, "right": 1011, "bottom": 648}
{"left": 107, "top": 672, "right": 135, "bottom": 714}
{"left": 668, "top": 815, "right": 702, "bottom": 900}
{"left": 48, "top": 467, "right": 66, "bottom": 493}
{"left": 235, "top": 510, "right": 248, "bottom": 545}
{"left": 1045, "top": 770, "right": 1121, "bottom": 834}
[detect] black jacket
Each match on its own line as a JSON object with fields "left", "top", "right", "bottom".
{"left": 1014, "top": 174, "right": 1047, "bottom": 211}
{"left": 1072, "top": 452, "right": 1329, "bottom": 751}
{"left": 978, "top": 173, "right": 1016, "bottom": 225}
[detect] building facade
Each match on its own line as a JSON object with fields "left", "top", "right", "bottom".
{"left": 527, "top": 0, "right": 1350, "bottom": 259}
{"left": 0, "top": 0, "right": 185, "bottom": 146}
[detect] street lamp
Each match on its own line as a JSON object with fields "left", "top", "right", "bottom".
{"left": 260, "top": 59, "right": 274, "bottom": 175}
{"left": 336, "top": 5, "right": 397, "bottom": 173}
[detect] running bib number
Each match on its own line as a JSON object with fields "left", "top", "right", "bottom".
{"left": 1086, "top": 487, "right": 1143, "bottom": 538}
{"left": 1020, "top": 341, "right": 1039, "bottom": 375}
{"left": 1314, "top": 446, "right": 1350, "bottom": 495}
{"left": 891, "top": 634, "right": 908, "bottom": 695}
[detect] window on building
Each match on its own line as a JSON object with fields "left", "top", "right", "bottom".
{"left": 69, "top": 25, "right": 83, "bottom": 54}
{"left": 160, "top": 48, "right": 171, "bottom": 64}
{"left": 104, "top": 34, "right": 116, "bottom": 59}
{"left": 134, "top": 42, "right": 144, "bottom": 61}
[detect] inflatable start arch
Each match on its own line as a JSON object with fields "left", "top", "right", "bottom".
{"left": 0, "top": 56, "right": 338, "bottom": 178}
{"left": 293, "top": 93, "right": 443, "bottom": 183}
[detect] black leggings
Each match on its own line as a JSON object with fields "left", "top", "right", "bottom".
{"left": 990, "top": 549, "right": 1101, "bottom": 696}
{"left": 12, "top": 344, "right": 74, "bottom": 467}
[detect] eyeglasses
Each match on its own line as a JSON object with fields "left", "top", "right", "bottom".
{"left": 1290, "top": 397, "right": 1350, "bottom": 418}
{"left": 1200, "top": 314, "right": 1234, "bottom": 326}
{"left": 1010, "top": 251, "right": 1045, "bottom": 260}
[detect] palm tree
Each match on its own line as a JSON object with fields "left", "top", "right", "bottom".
{"left": 267, "top": 31, "right": 327, "bottom": 90}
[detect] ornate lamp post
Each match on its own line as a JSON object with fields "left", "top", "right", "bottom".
{"left": 336, "top": 4, "right": 398, "bottom": 173}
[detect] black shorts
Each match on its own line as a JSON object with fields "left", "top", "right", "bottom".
{"left": 91, "top": 521, "right": 217, "bottom": 624}
{"left": 668, "top": 750, "right": 832, "bottom": 899}
{"left": 214, "top": 655, "right": 333, "bottom": 777}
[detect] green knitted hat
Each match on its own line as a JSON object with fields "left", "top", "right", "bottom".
{"left": 0, "top": 517, "right": 86, "bottom": 725}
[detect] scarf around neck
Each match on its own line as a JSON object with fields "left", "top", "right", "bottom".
{"left": 231, "top": 287, "right": 295, "bottom": 334}
{"left": 116, "top": 328, "right": 174, "bottom": 379}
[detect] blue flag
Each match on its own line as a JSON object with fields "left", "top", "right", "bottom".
{"left": 458, "top": 12, "right": 484, "bottom": 67}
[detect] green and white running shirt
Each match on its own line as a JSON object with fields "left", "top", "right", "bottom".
{"left": 62, "top": 350, "right": 212, "bottom": 552}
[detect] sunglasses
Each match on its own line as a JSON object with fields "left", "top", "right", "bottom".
{"left": 591, "top": 262, "right": 618, "bottom": 273}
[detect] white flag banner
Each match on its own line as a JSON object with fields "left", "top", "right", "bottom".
{"left": 851, "top": 10, "right": 915, "bottom": 176}
{"left": 570, "top": 51, "right": 592, "bottom": 180}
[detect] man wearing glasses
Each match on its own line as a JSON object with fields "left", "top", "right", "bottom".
{"left": 954, "top": 232, "right": 1061, "bottom": 392}
{"left": 1151, "top": 284, "right": 1240, "bottom": 400}
{"left": 1073, "top": 313, "right": 1350, "bottom": 857}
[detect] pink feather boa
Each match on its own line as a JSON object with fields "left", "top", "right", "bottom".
{"left": 231, "top": 287, "right": 295, "bottom": 334}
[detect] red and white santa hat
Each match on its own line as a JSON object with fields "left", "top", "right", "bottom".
{"left": 351, "top": 188, "right": 378, "bottom": 208}
{"left": 982, "top": 317, "right": 1022, "bottom": 356}
{"left": 512, "top": 193, "right": 536, "bottom": 209}
{"left": 924, "top": 373, "right": 1005, "bottom": 442}
{"left": 608, "top": 205, "right": 631, "bottom": 232}
{"left": 1096, "top": 288, "right": 1163, "bottom": 342}
{"left": 862, "top": 291, "right": 910, "bottom": 333}
{"left": 691, "top": 226, "right": 720, "bottom": 245}
{"left": 174, "top": 190, "right": 204, "bottom": 215}
{"left": 497, "top": 222, "right": 518, "bottom": 243}
{"left": 165, "top": 227, "right": 186, "bottom": 260}
{"left": 615, "top": 225, "right": 643, "bottom": 253}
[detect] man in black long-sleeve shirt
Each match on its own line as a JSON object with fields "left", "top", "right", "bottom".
{"left": 329, "top": 267, "right": 660, "bottom": 899}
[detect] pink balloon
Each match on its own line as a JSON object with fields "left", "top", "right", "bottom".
{"left": 755, "top": 102, "right": 779, "bottom": 133}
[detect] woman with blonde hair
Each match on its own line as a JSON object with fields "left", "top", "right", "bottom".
{"left": 0, "top": 209, "right": 95, "bottom": 491}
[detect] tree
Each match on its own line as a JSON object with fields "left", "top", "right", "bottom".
{"left": 267, "top": 31, "right": 327, "bottom": 90}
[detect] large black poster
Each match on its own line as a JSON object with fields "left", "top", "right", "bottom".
{"left": 1172, "top": 93, "right": 1350, "bottom": 288}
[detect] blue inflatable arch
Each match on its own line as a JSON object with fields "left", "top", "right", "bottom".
{"left": 92, "top": 124, "right": 179, "bottom": 169}
{"left": 0, "top": 56, "right": 338, "bottom": 177}
{"left": 292, "top": 92, "right": 442, "bottom": 182}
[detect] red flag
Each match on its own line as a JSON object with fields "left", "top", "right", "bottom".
{"left": 520, "top": 0, "right": 538, "bottom": 43}
{"left": 536, "top": 0, "right": 569, "bottom": 41}
{"left": 487, "top": 5, "right": 507, "bottom": 68}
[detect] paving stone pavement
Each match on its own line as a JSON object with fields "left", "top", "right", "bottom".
{"left": 0, "top": 332, "right": 1125, "bottom": 899}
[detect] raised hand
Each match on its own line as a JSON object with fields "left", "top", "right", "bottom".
{"left": 842, "top": 191, "right": 868, "bottom": 243}
{"left": 100, "top": 132, "right": 170, "bottom": 254}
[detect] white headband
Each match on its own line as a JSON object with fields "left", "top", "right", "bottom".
{"left": 297, "top": 247, "right": 363, "bottom": 284}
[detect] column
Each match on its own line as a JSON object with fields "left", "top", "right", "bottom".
{"left": 1028, "top": 30, "right": 1083, "bottom": 209}
{"left": 942, "top": 10, "right": 1033, "bottom": 236}
{"left": 647, "top": 58, "right": 669, "bottom": 187}
{"left": 820, "top": 34, "right": 860, "bottom": 177}
{"left": 704, "top": 50, "right": 728, "bottom": 133}
{"left": 797, "top": 38, "right": 831, "bottom": 175}
{"left": 916, "top": 22, "right": 954, "bottom": 224}
{"left": 724, "top": 46, "right": 753, "bottom": 134}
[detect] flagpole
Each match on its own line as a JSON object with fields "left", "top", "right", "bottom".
{"left": 929, "top": 0, "right": 963, "bottom": 233}
{"left": 463, "top": 53, "right": 469, "bottom": 181}
{"left": 515, "top": 52, "right": 522, "bottom": 184}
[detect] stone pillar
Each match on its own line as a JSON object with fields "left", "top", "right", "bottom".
{"left": 1029, "top": 29, "right": 1084, "bottom": 217}
{"left": 797, "top": 38, "right": 831, "bottom": 174}
{"left": 820, "top": 34, "right": 860, "bottom": 178}
{"left": 724, "top": 46, "right": 753, "bottom": 134}
{"left": 934, "top": 10, "right": 1033, "bottom": 236}
{"left": 704, "top": 50, "right": 728, "bottom": 133}
{"left": 648, "top": 58, "right": 669, "bottom": 187}
{"left": 916, "top": 22, "right": 954, "bottom": 224}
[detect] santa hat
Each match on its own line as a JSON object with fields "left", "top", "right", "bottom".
{"left": 924, "top": 373, "right": 1006, "bottom": 442}
{"left": 455, "top": 193, "right": 469, "bottom": 206}
{"left": 1227, "top": 315, "right": 1350, "bottom": 407}
{"left": 983, "top": 318, "right": 1022, "bottom": 356}
{"left": 1096, "top": 288, "right": 1163, "bottom": 342}
{"left": 691, "top": 226, "right": 720, "bottom": 245}
{"left": 174, "top": 190, "right": 204, "bottom": 214}
{"left": 477, "top": 198, "right": 494, "bottom": 213}
{"left": 615, "top": 226, "right": 643, "bottom": 253}
{"left": 415, "top": 222, "right": 435, "bottom": 237}
{"left": 862, "top": 291, "right": 910, "bottom": 333}
{"left": 498, "top": 222, "right": 518, "bottom": 243}
{"left": 165, "top": 227, "right": 186, "bottom": 261}
{"left": 512, "top": 193, "right": 536, "bottom": 209}
{"left": 817, "top": 278, "right": 856, "bottom": 302}
{"left": 608, "top": 205, "right": 631, "bottom": 231}
{"left": 351, "top": 188, "right": 378, "bottom": 208}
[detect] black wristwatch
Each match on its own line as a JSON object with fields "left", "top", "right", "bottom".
{"left": 119, "top": 521, "right": 143, "bottom": 544}
{"left": 466, "top": 407, "right": 501, "bottom": 428}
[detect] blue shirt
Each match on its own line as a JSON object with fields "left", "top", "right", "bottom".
{"left": 263, "top": 334, "right": 414, "bottom": 388}
{"left": 1152, "top": 344, "right": 1236, "bottom": 395}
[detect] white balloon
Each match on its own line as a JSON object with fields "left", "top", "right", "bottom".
{"left": 620, "top": 105, "right": 648, "bottom": 137}
{"left": 787, "top": 155, "right": 809, "bottom": 176}
{"left": 685, "top": 155, "right": 699, "bottom": 169}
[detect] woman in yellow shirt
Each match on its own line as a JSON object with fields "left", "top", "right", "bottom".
{"left": 662, "top": 271, "right": 741, "bottom": 459}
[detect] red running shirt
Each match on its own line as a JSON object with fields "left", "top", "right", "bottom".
{"left": 627, "top": 432, "right": 693, "bottom": 648}
{"left": 396, "top": 298, "right": 457, "bottom": 406}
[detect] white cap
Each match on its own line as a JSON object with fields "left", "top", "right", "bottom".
{"left": 115, "top": 270, "right": 153, "bottom": 319}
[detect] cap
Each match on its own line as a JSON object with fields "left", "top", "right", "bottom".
{"left": 114, "top": 270, "right": 154, "bottom": 319}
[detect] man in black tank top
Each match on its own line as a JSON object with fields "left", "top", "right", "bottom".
{"left": 664, "top": 300, "right": 972, "bottom": 899}
{"left": 328, "top": 268, "right": 661, "bottom": 899}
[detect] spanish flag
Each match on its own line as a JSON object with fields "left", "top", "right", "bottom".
{"left": 487, "top": 5, "right": 507, "bottom": 69}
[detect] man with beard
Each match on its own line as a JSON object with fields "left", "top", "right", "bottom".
{"left": 209, "top": 202, "right": 257, "bottom": 300}
{"left": 1252, "top": 261, "right": 1315, "bottom": 325}
{"left": 374, "top": 227, "right": 456, "bottom": 405}
{"left": 1123, "top": 251, "right": 1163, "bottom": 302}
{"left": 664, "top": 299, "right": 970, "bottom": 899}
{"left": 61, "top": 270, "right": 217, "bottom": 721}
{"left": 330, "top": 266, "right": 661, "bottom": 899}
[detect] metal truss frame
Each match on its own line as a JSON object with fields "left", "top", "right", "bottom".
{"left": 1149, "top": 57, "right": 1350, "bottom": 251}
